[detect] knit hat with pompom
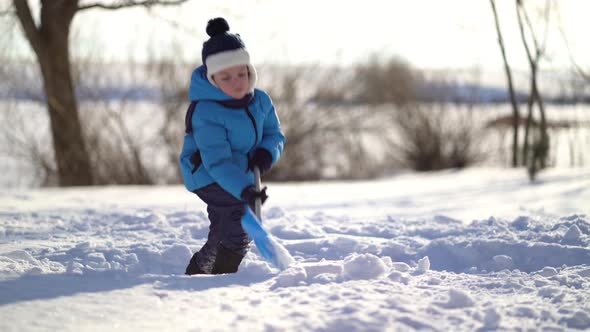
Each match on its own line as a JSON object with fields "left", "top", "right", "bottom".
{"left": 201, "top": 17, "right": 257, "bottom": 91}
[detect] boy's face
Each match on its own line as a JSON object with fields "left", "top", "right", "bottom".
{"left": 213, "top": 65, "right": 249, "bottom": 99}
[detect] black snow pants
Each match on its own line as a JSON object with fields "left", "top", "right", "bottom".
{"left": 185, "top": 183, "right": 252, "bottom": 275}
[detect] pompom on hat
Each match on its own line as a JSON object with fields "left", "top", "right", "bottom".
{"left": 201, "top": 17, "right": 257, "bottom": 92}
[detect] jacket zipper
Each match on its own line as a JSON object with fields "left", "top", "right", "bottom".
{"left": 244, "top": 105, "right": 258, "bottom": 172}
{"left": 244, "top": 105, "right": 258, "bottom": 150}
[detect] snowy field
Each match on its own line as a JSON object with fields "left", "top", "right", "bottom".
{"left": 1, "top": 168, "right": 589, "bottom": 331}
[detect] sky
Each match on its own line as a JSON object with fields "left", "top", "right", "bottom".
{"left": 66, "top": 0, "right": 589, "bottom": 72}
{"left": 3, "top": 0, "right": 589, "bottom": 72}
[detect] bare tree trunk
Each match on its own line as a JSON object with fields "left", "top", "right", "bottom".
{"left": 14, "top": 0, "right": 93, "bottom": 186}
{"left": 12, "top": 0, "right": 189, "bottom": 186}
{"left": 515, "top": 0, "right": 550, "bottom": 180}
{"left": 490, "top": 0, "right": 520, "bottom": 167}
{"left": 522, "top": 84, "right": 534, "bottom": 165}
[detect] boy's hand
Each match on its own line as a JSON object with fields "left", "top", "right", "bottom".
{"left": 241, "top": 185, "right": 268, "bottom": 206}
{"left": 248, "top": 149, "right": 272, "bottom": 174}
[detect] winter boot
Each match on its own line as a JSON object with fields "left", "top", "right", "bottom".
{"left": 211, "top": 245, "right": 245, "bottom": 274}
{"left": 185, "top": 253, "right": 207, "bottom": 275}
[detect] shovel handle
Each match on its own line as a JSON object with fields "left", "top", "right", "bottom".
{"left": 253, "top": 166, "right": 262, "bottom": 220}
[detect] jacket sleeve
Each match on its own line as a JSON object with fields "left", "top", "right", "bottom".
{"left": 192, "top": 110, "right": 252, "bottom": 200}
{"left": 258, "top": 99, "right": 285, "bottom": 164}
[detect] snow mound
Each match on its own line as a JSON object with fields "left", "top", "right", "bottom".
{"left": 416, "top": 256, "right": 430, "bottom": 273}
{"left": 160, "top": 244, "right": 192, "bottom": 272}
{"left": 435, "top": 289, "right": 476, "bottom": 309}
{"left": 341, "top": 253, "right": 388, "bottom": 280}
{"left": 239, "top": 258, "right": 274, "bottom": 276}
{"left": 272, "top": 265, "right": 307, "bottom": 289}
{"left": 420, "top": 215, "right": 590, "bottom": 272}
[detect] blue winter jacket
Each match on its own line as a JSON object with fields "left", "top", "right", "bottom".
{"left": 179, "top": 66, "right": 285, "bottom": 199}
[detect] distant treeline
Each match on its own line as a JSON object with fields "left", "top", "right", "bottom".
{"left": 4, "top": 83, "right": 589, "bottom": 105}
{"left": 2, "top": 62, "right": 589, "bottom": 105}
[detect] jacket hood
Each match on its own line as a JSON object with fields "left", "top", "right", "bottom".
{"left": 189, "top": 66, "right": 230, "bottom": 101}
{"left": 188, "top": 65, "right": 257, "bottom": 102}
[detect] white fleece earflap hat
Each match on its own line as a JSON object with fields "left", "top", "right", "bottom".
{"left": 201, "top": 17, "right": 257, "bottom": 93}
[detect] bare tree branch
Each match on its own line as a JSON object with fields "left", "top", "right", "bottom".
{"left": 78, "top": 0, "right": 189, "bottom": 11}
{"left": 490, "top": 0, "right": 520, "bottom": 167}
{"left": 539, "top": 0, "right": 551, "bottom": 56}
{"left": 516, "top": 1, "right": 535, "bottom": 66}
{"left": 145, "top": 9, "right": 198, "bottom": 36}
{"left": 518, "top": 0, "right": 550, "bottom": 60}
{"left": 516, "top": 0, "right": 550, "bottom": 178}
{"left": 13, "top": 0, "right": 43, "bottom": 55}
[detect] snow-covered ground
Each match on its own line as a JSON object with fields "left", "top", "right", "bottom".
{"left": 0, "top": 168, "right": 589, "bottom": 331}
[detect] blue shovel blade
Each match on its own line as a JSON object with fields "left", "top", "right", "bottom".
{"left": 242, "top": 206, "right": 299, "bottom": 270}
{"left": 241, "top": 207, "right": 278, "bottom": 266}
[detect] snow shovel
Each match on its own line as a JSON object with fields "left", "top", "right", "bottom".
{"left": 241, "top": 166, "right": 294, "bottom": 270}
